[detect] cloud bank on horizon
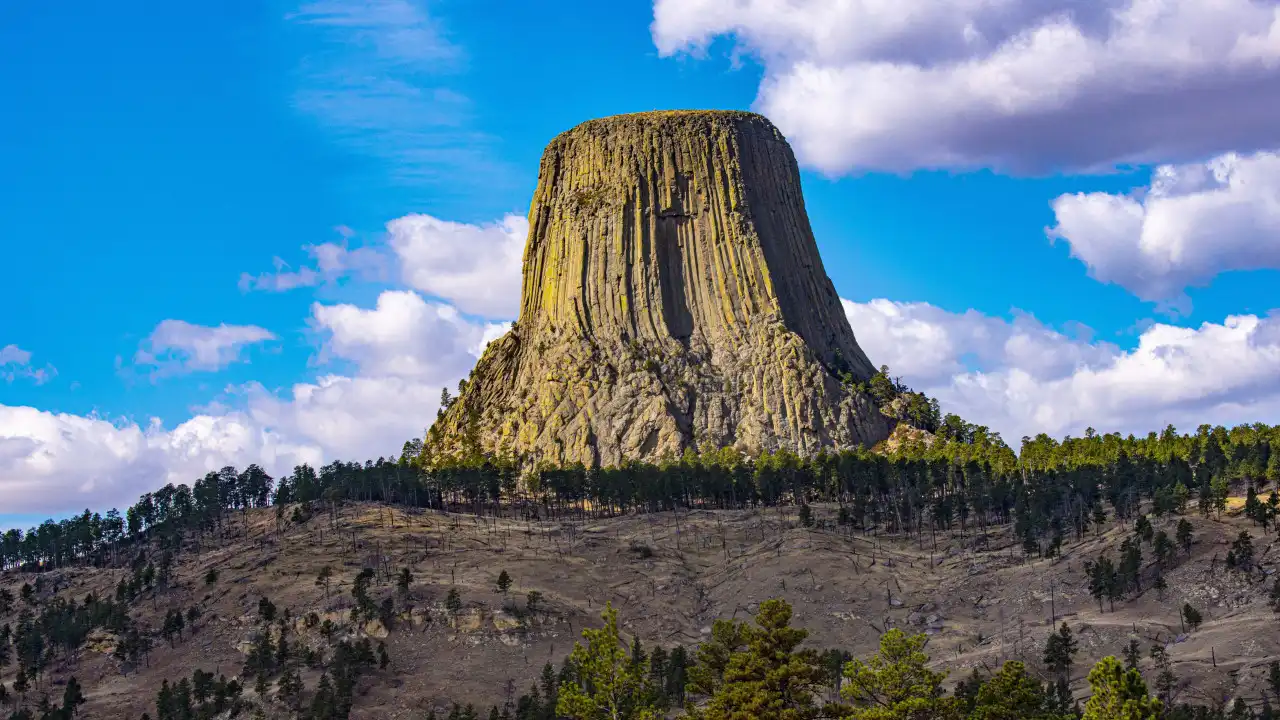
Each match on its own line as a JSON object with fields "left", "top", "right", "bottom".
{"left": 4, "top": 0, "right": 1280, "bottom": 518}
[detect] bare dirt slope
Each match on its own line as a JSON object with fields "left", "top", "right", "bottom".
{"left": 2, "top": 501, "right": 1276, "bottom": 717}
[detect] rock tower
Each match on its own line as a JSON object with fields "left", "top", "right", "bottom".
{"left": 428, "top": 111, "right": 891, "bottom": 466}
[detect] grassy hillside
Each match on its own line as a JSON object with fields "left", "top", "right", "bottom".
{"left": 1, "top": 499, "right": 1275, "bottom": 718}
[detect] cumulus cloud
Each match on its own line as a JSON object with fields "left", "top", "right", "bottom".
{"left": 240, "top": 374, "right": 445, "bottom": 466}
{"left": 1048, "top": 150, "right": 1280, "bottom": 306}
{"left": 845, "top": 299, "right": 1280, "bottom": 443}
{"left": 310, "top": 289, "right": 509, "bottom": 380}
{"left": 0, "top": 406, "right": 320, "bottom": 515}
{"left": 652, "top": 0, "right": 1280, "bottom": 174}
{"left": 1, "top": 289, "right": 506, "bottom": 516}
{"left": 1, "top": 344, "right": 56, "bottom": 385}
{"left": 236, "top": 212, "right": 526, "bottom": 321}
{"left": 239, "top": 242, "right": 389, "bottom": 292}
{"left": 388, "top": 212, "right": 526, "bottom": 318}
{"left": 134, "top": 320, "right": 276, "bottom": 376}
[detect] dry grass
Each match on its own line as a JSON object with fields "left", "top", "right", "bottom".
{"left": 2, "top": 501, "right": 1277, "bottom": 717}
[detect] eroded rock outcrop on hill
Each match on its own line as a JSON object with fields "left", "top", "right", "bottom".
{"left": 429, "top": 110, "right": 891, "bottom": 466}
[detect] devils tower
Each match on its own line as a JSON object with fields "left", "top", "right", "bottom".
{"left": 428, "top": 111, "right": 891, "bottom": 466}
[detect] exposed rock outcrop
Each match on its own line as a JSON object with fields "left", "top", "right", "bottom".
{"left": 429, "top": 110, "right": 891, "bottom": 466}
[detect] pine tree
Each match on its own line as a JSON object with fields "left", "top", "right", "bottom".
{"left": 1153, "top": 530, "right": 1175, "bottom": 569}
{"left": 257, "top": 597, "right": 276, "bottom": 624}
{"left": 1123, "top": 640, "right": 1141, "bottom": 670}
{"left": 61, "top": 676, "right": 85, "bottom": 717}
{"left": 1085, "top": 556, "right": 1118, "bottom": 611}
{"left": 687, "top": 600, "right": 842, "bottom": 720}
{"left": 1181, "top": 603, "right": 1203, "bottom": 632}
{"left": 1177, "top": 519, "right": 1194, "bottom": 555}
{"left": 1119, "top": 538, "right": 1143, "bottom": 594}
{"left": 316, "top": 566, "right": 333, "bottom": 598}
{"left": 497, "top": 570, "right": 513, "bottom": 597}
{"left": 1230, "top": 531, "right": 1255, "bottom": 571}
{"left": 14, "top": 664, "right": 29, "bottom": 695}
{"left": 310, "top": 672, "right": 335, "bottom": 719}
{"left": 843, "top": 628, "right": 960, "bottom": 720}
{"left": 277, "top": 665, "right": 304, "bottom": 710}
{"left": 1149, "top": 645, "right": 1176, "bottom": 705}
{"left": 1043, "top": 623, "right": 1079, "bottom": 680}
{"left": 556, "top": 603, "right": 660, "bottom": 720}
{"left": 967, "top": 661, "right": 1072, "bottom": 720}
{"left": 1082, "top": 656, "right": 1162, "bottom": 720}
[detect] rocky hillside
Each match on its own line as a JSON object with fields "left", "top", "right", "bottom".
{"left": 429, "top": 111, "right": 890, "bottom": 467}
{"left": 2, "top": 500, "right": 1276, "bottom": 718}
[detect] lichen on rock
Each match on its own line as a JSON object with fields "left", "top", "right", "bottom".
{"left": 428, "top": 110, "right": 891, "bottom": 466}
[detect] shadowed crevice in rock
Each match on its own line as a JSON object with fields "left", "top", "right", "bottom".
{"left": 428, "top": 110, "right": 890, "bottom": 466}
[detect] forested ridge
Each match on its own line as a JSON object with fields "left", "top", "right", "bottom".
{"left": 3, "top": 369, "right": 1280, "bottom": 719}
{"left": 5, "top": 415, "right": 1279, "bottom": 572}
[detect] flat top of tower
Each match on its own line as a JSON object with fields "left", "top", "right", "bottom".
{"left": 549, "top": 109, "right": 782, "bottom": 146}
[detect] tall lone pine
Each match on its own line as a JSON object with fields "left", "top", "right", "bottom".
{"left": 429, "top": 111, "right": 891, "bottom": 466}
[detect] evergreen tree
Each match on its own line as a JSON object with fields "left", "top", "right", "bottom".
{"left": 1085, "top": 556, "right": 1118, "bottom": 611}
{"left": 1229, "top": 532, "right": 1255, "bottom": 571}
{"left": 1177, "top": 519, "right": 1194, "bottom": 556}
{"left": 60, "top": 676, "right": 85, "bottom": 717}
{"left": 556, "top": 603, "right": 660, "bottom": 720}
{"left": 1042, "top": 623, "right": 1078, "bottom": 680}
{"left": 967, "top": 661, "right": 1071, "bottom": 720}
{"left": 1082, "top": 656, "right": 1162, "bottom": 720}
{"left": 842, "top": 628, "right": 960, "bottom": 720}
{"left": 691, "top": 599, "right": 842, "bottom": 720}
{"left": 1153, "top": 531, "right": 1175, "bottom": 569}
{"left": 1181, "top": 604, "right": 1203, "bottom": 632}
{"left": 1149, "top": 645, "right": 1177, "bottom": 705}
{"left": 277, "top": 665, "right": 303, "bottom": 710}
{"left": 1123, "top": 640, "right": 1141, "bottom": 670}
{"left": 316, "top": 566, "right": 333, "bottom": 598}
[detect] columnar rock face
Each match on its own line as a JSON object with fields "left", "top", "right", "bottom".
{"left": 429, "top": 111, "right": 891, "bottom": 466}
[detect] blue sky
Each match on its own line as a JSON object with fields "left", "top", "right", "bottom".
{"left": 4, "top": 0, "right": 1280, "bottom": 523}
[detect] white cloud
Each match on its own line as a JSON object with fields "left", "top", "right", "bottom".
{"left": 388, "top": 212, "right": 526, "bottom": 318}
{"left": 1, "top": 344, "right": 56, "bottom": 385}
{"left": 134, "top": 320, "right": 276, "bottom": 375}
{"left": 236, "top": 213, "right": 526, "bottom": 320}
{"left": 652, "top": 0, "right": 1280, "bottom": 174}
{"left": 241, "top": 374, "right": 443, "bottom": 465}
{"left": 239, "top": 242, "right": 389, "bottom": 292}
{"left": 1048, "top": 150, "right": 1280, "bottom": 306}
{"left": 310, "top": 289, "right": 508, "bottom": 380}
{"left": 845, "top": 298, "right": 1280, "bottom": 442}
{"left": 0, "top": 290, "right": 506, "bottom": 516}
{"left": 0, "top": 406, "right": 320, "bottom": 515}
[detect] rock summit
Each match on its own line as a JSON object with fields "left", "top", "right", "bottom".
{"left": 429, "top": 110, "right": 891, "bottom": 466}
